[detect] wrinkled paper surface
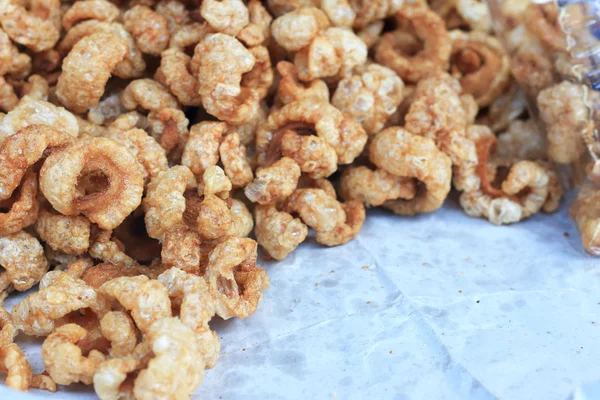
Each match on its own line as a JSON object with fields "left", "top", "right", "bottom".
{"left": 2, "top": 197, "right": 600, "bottom": 400}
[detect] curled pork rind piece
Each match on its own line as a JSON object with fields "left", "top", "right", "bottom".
{"left": 256, "top": 99, "right": 368, "bottom": 167}
{"left": 35, "top": 209, "right": 91, "bottom": 255}
{"left": 182, "top": 121, "right": 226, "bottom": 176}
{"left": 375, "top": 4, "right": 451, "bottom": 83}
{"left": 370, "top": 127, "right": 452, "bottom": 215}
{"left": 192, "top": 33, "right": 260, "bottom": 125}
{"left": 0, "top": 98, "right": 78, "bottom": 146}
{"left": 271, "top": 7, "right": 329, "bottom": 52}
{"left": 94, "top": 357, "right": 138, "bottom": 400}
{"left": 133, "top": 317, "right": 205, "bottom": 400}
{"left": 537, "top": 82, "right": 590, "bottom": 164}
{"left": 42, "top": 324, "right": 105, "bottom": 385}
{"left": 285, "top": 188, "right": 345, "bottom": 232}
{"left": 88, "top": 229, "right": 138, "bottom": 268}
{"left": 147, "top": 108, "right": 189, "bottom": 162}
{"left": 0, "top": 0, "right": 60, "bottom": 52}
{"left": 339, "top": 166, "right": 417, "bottom": 207}
{"left": 0, "top": 125, "right": 73, "bottom": 201}
{"left": 205, "top": 237, "right": 269, "bottom": 319}
{"left": 332, "top": 63, "right": 404, "bottom": 135}
{"left": 201, "top": 0, "right": 248, "bottom": 37}
{"left": 237, "top": 0, "right": 272, "bottom": 46}
{"left": 0, "top": 308, "right": 16, "bottom": 347}
{"left": 523, "top": 2, "right": 566, "bottom": 52}
{"left": 449, "top": 30, "right": 510, "bottom": 107}
{"left": 219, "top": 132, "right": 253, "bottom": 188}
{"left": 316, "top": 200, "right": 365, "bottom": 246}
{"left": 121, "top": 79, "right": 179, "bottom": 113}
{"left": 0, "top": 170, "right": 39, "bottom": 237}
{"left": 570, "top": 182, "right": 600, "bottom": 256}
{"left": 349, "top": 0, "right": 403, "bottom": 29}
{"left": 0, "top": 231, "right": 48, "bottom": 292}
{"left": 39, "top": 136, "right": 145, "bottom": 230}
{"left": 143, "top": 165, "right": 196, "bottom": 241}
{"left": 158, "top": 48, "right": 202, "bottom": 106}
{"left": 106, "top": 128, "right": 169, "bottom": 186}
{"left": 12, "top": 271, "right": 109, "bottom": 336}
{"left": 229, "top": 198, "right": 253, "bottom": 238}
{"left": 0, "top": 343, "right": 32, "bottom": 391}
{"left": 495, "top": 119, "right": 547, "bottom": 165}
{"left": 245, "top": 157, "right": 301, "bottom": 205}
{"left": 197, "top": 194, "right": 235, "bottom": 240}
{"left": 200, "top": 165, "right": 232, "bottom": 199}
{"left": 254, "top": 205, "right": 308, "bottom": 260}
{"left": 98, "top": 275, "right": 172, "bottom": 333}
{"left": 100, "top": 311, "right": 137, "bottom": 358}
{"left": 275, "top": 61, "right": 329, "bottom": 106}
{"left": 56, "top": 32, "right": 128, "bottom": 114}
{"left": 123, "top": 5, "right": 170, "bottom": 56}
{"left": 157, "top": 268, "right": 220, "bottom": 368}
{"left": 62, "top": 0, "right": 119, "bottom": 30}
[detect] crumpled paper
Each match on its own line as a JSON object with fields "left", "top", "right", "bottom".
{"left": 1, "top": 197, "right": 599, "bottom": 400}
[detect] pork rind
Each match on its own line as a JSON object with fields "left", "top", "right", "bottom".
{"left": 98, "top": 275, "right": 172, "bottom": 333}
{"left": 200, "top": 0, "right": 248, "bottom": 37}
{"left": 570, "top": 182, "right": 600, "bottom": 256}
{"left": 123, "top": 5, "right": 170, "bottom": 56}
{"left": 349, "top": 0, "right": 403, "bottom": 28}
{"left": 0, "top": 343, "right": 32, "bottom": 391}
{"left": 93, "top": 357, "right": 138, "bottom": 400}
{"left": 431, "top": 0, "right": 491, "bottom": 32}
{"left": 370, "top": 127, "right": 452, "bottom": 215}
{"left": 12, "top": 271, "right": 109, "bottom": 336}
{"left": 244, "top": 157, "right": 301, "bottom": 205}
{"left": 133, "top": 317, "right": 205, "bottom": 400}
{"left": 161, "top": 225, "right": 202, "bottom": 273}
{"left": 332, "top": 63, "right": 404, "bottom": 135}
{"left": 537, "top": 81, "right": 590, "bottom": 164}
{"left": 256, "top": 98, "right": 367, "bottom": 168}
{"left": 182, "top": 121, "right": 226, "bottom": 176}
{"left": 205, "top": 237, "right": 269, "bottom": 319}
{"left": 40, "top": 136, "right": 145, "bottom": 230}
{"left": 0, "top": 231, "right": 48, "bottom": 292}
{"left": 147, "top": 107, "right": 189, "bottom": 161}
{"left": 339, "top": 166, "right": 417, "bottom": 207}
{"left": 88, "top": 229, "right": 138, "bottom": 268}
{"left": 275, "top": 61, "right": 329, "bottom": 107}
{"left": 0, "top": 77, "right": 18, "bottom": 113}
{"left": 0, "top": 124, "right": 73, "bottom": 201}
{"left": 157, "top": 267, "right": 220, "bottom": 367}
{"left": 200, "top": 165, "right": 232, "bottom": 199}
{"left": 192, "top": 33, "right": 260, "bottom": 125}
{"left": 35, "top": 209, "right": 91, "bottom": 255}
{"left": 42, "top": 324, "right": 105, "bottom": 385}
{"left": 271, "top": 7, "right": 329, "bottom": 52}
{"left": 0, "top": 170, "right": 39, "bottom": 237}
{"left": 0, "top": 0, "right": 61, "bottom": 52}
{"left": 285, "top": 188, "right": 345, "bottom": 232}
{"left": 375, "top": 4, "right": 451, "bottom": 83}
{"left": 157, "top": 48, "right": 202, "bottom": 106}
{"left": 106, "top": 128, "right": 169, "bottom": 186}
{"left": 99, "top": 311, "right": 137, "bottom": 358}
{"left": 254, "top": 205, "right": 308, "bottom": 260}
{"left": 237, "top": 0, "right": 272, "bottom": 46}
{"left": 315, "top": 200, "right": 365, "bottom": 246}
{"left": 62, "top": 0, "right": 119, "bottom": 30}
{"left": 197, "top": 194, "right": 235, "bottom": 240}
{"left": 0, "top": 98, "right": 78, "bottom": 145}
{"left": 219, "top": 132, "right": 253, "bottom": 187}
{"left": 56, "top": 32, "right": 128, "bottom": 114}
{"left": 494, "top": 119, "right": 547, "bottom": 165}
{"left": 228, "top": 198, "right": 253, "bottom": 238}
{"left": 143, "top": 165, "right": 196, "bottom": 241}
{"left": 449, "top": 30, "right": 511, "bottom": 107}
{"left": 121, "top": 79, "right": 179, "bottom": 113}
{"left": 0, "top": 28, "right": 32, "bottom": 79}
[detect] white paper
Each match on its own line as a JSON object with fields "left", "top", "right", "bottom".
{"left": 2, "top": 197, "right": 600, "bottom": 400}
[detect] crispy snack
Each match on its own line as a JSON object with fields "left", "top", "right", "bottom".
{"left": 56, "top": 32, "right": 128, "bottom": 114}
{"left": 0, "top": 0, "right": 60, "bottom": 52}
{"left": 254, "top": 205, "right": 308, "bottom": 260}
{"left": 271, "top": 7, "right": 329, "bottom": 52}
{"left": 0, "top": 343, "right": 32, "bottom": 391}
{"left": 12, "top": 271, "right": 109, "bottom": 336}
{"left": 370, "top": 127, "right": 452, "bottom": 215}
{"left": 339, "top": 166, "right": 417, "bottom": 207}
{"left": 204, "top": 237, "right": 269, "bottom": 319}
{"left": 245, "top": 157, "right": 301, "bottom": 205}
{"left": 201, "top": 0, "right": 249, "bottom": 37}
{"left": 0, "top": 170, "right": 39, "bottom": 237}
{"left": 88, "top": 229, "right": 138, "bottom": 267}
{"left": 0, "top": 307, "right": 16, "bottom": 347}
{"left": 219, "top": 132, "right": 253, "bottom": 187}
{"left": 0, "top": 231, "right": 48, "bottom": 292}
{"left": 256, "top": 98, "right": 367, "bottom": 167}
{"left": 238, "top": 0, "right": 272, "bottom": 46}
{"left": 449, "top": 30, "right": 511, "bottom": 107}
{"left": 200, "top": 165, "right": 232, "bottom": 199}
{"left": 0, "top": 77, "right": 18, "bottom": 112}
{"left": 31, "top": 373, "right": 57, "bottom": 392}
{"left": 570, "top": 182, "right": 600, "bottom": 256}
{"left": 523, "top": 2, "right": 566, "bottom": 52}
{"left": 62, "top": 0, "right": 119, "bottom": 30}
{"left": 375, "top": 5, "right": 451, "bottom": 83}
{"left": 94, "top": 357, "right": 139, "bottom": 400}
{"left": 121, "top": 79, "right": 179, "bottom": 113}
{"left": 495, "top": 119, "right": 547, "bottom": 165}
{"left": 80, "top": 262, "right": 146, "bottom": 288}
{"left": 144, "top": 166, "right": 196, "bottom": 241}
{"left": 100, "top": 311, "right": 137, "bottom": 357}
{"left": 510, "top": 41, "right": 557, "bottom": 99}
{"left": 42, "top": 324, "right": 105, "bottom": 385}
{"left": 157, "top": 267, "right": 220, "bottom": 367}
{"left": 332, "top": 63, "right": 404, "bottom": 135}
{"left": 349, "top": 0, "right": 403, "bottom": 28}
{"left": 123, "top": 6, "right": 169, "bottom": 56}
{"left": 161, "top": 224, "right": 202, "bottom": 273}
{"left": 285, "top": 188, "right": 345, "bottom": 232}
{"left": 182, "top": 121, "right": 226, "bottom": 176}
{"left": 275, "top": 61, "right": 329, "bottom": 106}
{"left": 40, "top": 136, "right": 145, "bottom": 230}
{"left": 98, "top": 275, "right": 172, "bottom": 333}
{"left": 315, "top": 200, "right": 365, "bottom": 246}
{"left": 197, "top": 194, "right": 234, "bottom": 240}
{"left": 133, "top": 317, "right": 205, "bottom": 400}
{"left": 157, "top": 48, "right": 202, "bottom": 106}
{"left": 228, "top": 198, "right": 253, "bottom": 237}
{"left": 537, "top": 82, "right": 589, "bottom": 164}
{"left": 35, "top": 209, "right": 91, "bottom": 255}
{"left": 147, "top": 107, "right": 189, "bottom": 161}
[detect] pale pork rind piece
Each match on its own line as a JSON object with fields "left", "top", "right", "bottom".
{"left": 121, "top": 79, "right": 179, "bottom": 113}
{"left": 143, "top": 165, "right": 196, "bottom": 241}
{"left": 39, "top": 136, "right": 145, "bottom": 230}
{"left": 219, "top": 132, "right": 254, "bottom": 188}
{"left": 285, "top": 188, "right": 345, "bottom": 232}
{"left": 275, "top": 61, "right": 330, "bottom": 107}
{"left": 182, "top": 121, "right": 226, "bottom": 176}
{"left": 0, "top": 343, "right": 32, "bottom": 391}
{"left": 205, "top": 237, "right": 269, "bottom": 319}
{"left": 42, "top": 324, "right": 105, "bottom": 385}
{"left": 570, "top": 182, "right": 600, "bottom": 256}
{"left": 339, "top": 166, "right": 417, "bottom": 208}
{"left": 99, "top": 311, "right": 137, "bottom": 358}
{"left": 0, "top": 231, "right": 48, "bottom": 292}
{"left": 200, "top": 165, "right": 232, "bottom": 199}
{"left": 35, "top": 209, "right": 91, "bottom": 255}
{"left": 201, "top": 0, "right": 249, "bottom": 37}
{"left": 197, "top": 194, "right": 235, "bottom": 240}
{"left": 56, "top": 32, "right": 128, "bottom": 114}
{"left": 254, "top": 205, "right": 308, "bottom": 260}
{"left": 332, "top": 63, "right": 405, "bottom": 135}
{"left": 123, "top": 5, "right": 170, "bottom": 56}
{"left": 93, "top": 357, "right": 139, "bottom": 400}
{"left": 245, "top": 157, "right": 301, "bottom": 205}
{"left": 157, "top": 48, "right": 202, "bottom": 106}
{"left": 0, "top": 0, "right": 60, "bottom": 52}
{"left": 161, "top": 225, "right": 202, "bottom": 273}
{"left": 237, "top": 0, "right": 272, "bottom": 46}
{"left": 11, "top": 271, "right": 109, "bottom": 336}
{"left": 98, "top": 275, "right": 172, "bottom": 333}
{"left": 62, "top": 0, "right": 119, "bottom": 30}
{"left": 88, "top": 229, "right": 138, "bottom": 268}
{"left": 271, "top": 7, "right": 329, "bottom": 52}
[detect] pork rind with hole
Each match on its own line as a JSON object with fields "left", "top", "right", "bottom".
{"left": 40, "top": 136, "right": 145, "bottom": 230}
{"left": 0, "top": 0, "right": 60, "bottom": 52}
